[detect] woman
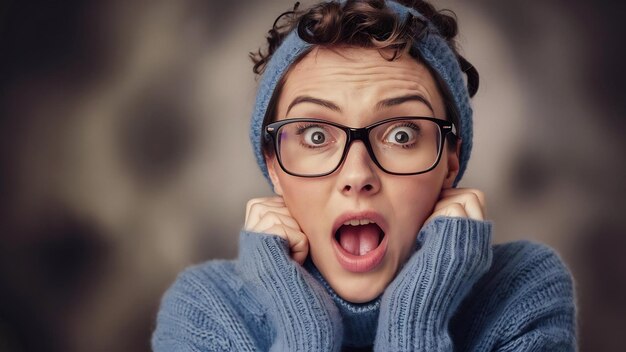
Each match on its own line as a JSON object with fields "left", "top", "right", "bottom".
{"left": 152, "top": 1, "right": 576, "bottom": 350}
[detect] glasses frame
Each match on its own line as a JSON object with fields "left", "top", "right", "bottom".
{"left": 264, "top": 116, "right": 457, "bottom": 178}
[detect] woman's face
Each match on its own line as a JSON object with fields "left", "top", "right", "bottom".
{"left": 266, "top": 47, "right": 459, "bottom": 303}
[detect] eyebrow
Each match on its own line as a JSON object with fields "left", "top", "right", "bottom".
{"left": 375, "top": 94, "right": 434, "bottom": 113}
{"left": 286, "top": 96, "right": 341, "bottom": 115}
{"left": 285, "top": 93, "right": 434, "bottom": 116}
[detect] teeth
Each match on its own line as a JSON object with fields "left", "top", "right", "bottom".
{"left": 343, "top": 219, "right": 375, "bottom": 226}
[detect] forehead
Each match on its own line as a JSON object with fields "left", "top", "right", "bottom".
{"left": 277, "top": 46, "right": 445, "bottom": 118}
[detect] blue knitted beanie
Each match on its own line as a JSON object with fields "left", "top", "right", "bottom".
{"left": 250, "top": 0, "right": 473, "bottom": 187}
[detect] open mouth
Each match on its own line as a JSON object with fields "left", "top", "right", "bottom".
{"left": 334, "top": 220, "right": 384, "bottom": 256}
{"left": 331, "top": 215, "right": 388, "bottom": 273}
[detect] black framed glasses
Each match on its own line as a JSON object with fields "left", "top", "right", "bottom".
{"left": 264, "top": 116, "right": 457, "bottom": 177}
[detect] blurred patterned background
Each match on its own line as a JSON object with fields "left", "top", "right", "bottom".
{"left": 0, "top": 1, "right": 624, "bottom": 351}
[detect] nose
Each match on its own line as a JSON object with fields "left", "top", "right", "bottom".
{"left": 336, "top": 141, "right": 381, "bottom": 196}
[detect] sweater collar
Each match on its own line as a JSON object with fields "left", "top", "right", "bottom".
{"left": 304, "top": 259, "right": 380, "bottom": 348}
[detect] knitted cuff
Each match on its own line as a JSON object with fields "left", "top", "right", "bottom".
{"left": 237, "top": 231, "right": 343, "bottom": 351}
{"left": 375, "top": 216, "right": 493, "bottom": 351}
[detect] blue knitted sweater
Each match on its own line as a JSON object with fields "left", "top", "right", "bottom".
{"left": 152, "top": 217, "right": 576, "bottom": 351}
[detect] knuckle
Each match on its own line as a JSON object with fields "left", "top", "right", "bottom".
{"left": 246, "top": 198, "right": 261, "bottom": 208}
{"left": 246, "top": 198, "right": 261, "bottom": 214}
{"left": 459, "top": 191, "right": 480, "bottom": 206}
{"left": 248, "top": 201, "right": 267, "bottom": 215}
{"left": 448, "top": 202, "right": 466, "bottom": 216}
{"left": 475, "top": 190, "right": 486, "bottom": 203}
{"left": 264, "top": 210, "right": 283, "bottom": 222}
{"left": 467, "top": 188, "right": 485, "bottom": 201}
{"left": 473, "top": 189, "right": 484, "bottom": 197}
{"left": 466, "top": 192, "right": 480, "bottom": 204}
{"left": 294, "top": 232, "right": 308, "bottom": 245}
{"left": 450, "top": 202, "right": 464, "bottom": 211}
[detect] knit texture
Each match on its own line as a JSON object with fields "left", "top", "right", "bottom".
{"left": 375, "top": 218, "right": 492, "bottom": 350}
{"left": 152, "top": 216, "right": 576, "bottom": 351}
{"left": 250, "top": 0, "right": 473, "bottom": 188}
{"left": 237, "top": 232, "right": 343, "bottom": 351}
{"left": 304, "top": 259, "right": 381, "bottom": 348}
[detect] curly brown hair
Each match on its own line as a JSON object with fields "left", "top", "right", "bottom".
{"left": 251, "top": 0, "right": 479, "bottom": 155}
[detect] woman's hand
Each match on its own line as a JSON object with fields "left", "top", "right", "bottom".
{"left": 245, "top": 196, "right": 309, "bottom": 265}
{"left": 426, "top": 188, "right": 486, "bottom": 223}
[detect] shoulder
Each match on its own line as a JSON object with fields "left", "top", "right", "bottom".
{"left": 176, "top": 260, "right": 242, "bottom": 293}
{"left": 152, "top": 260, "right": 267, "bottom": 351}
{"left": 452, "top": 241, "right": 577, "bottom": 351}
{"left": 162, "top": 260, "right": 243, "bottom": 306}
{"left": 460, "top": 240, "right": 576, "bottom": 316}
{"left": 157, "top": 259, "right": 269, "bottom": 320}
{"left": 489, "top": 241, "right": 574, "bottom": 294}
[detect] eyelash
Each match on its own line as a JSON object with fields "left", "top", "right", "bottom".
{"left": 396, "top": 122, "right": 420, "bottom": 131}
{"left": 294, "top": 123, "right": 325, "bottom": 135}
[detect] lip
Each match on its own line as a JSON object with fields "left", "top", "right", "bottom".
{"left": 331, "top": 211, "right": 389, "bottom": 273}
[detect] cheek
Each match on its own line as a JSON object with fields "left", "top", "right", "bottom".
{"left": 277, "top": 174, "right": 331, "bottom": 232}
{"left": 398, "top": 186, "right": 437, "bottom": 220}
{"left": 387, "top": 176, "right": 443, "bottom": 266}
{"left": 390, "top": 174, "right": 444, "bottom": 231}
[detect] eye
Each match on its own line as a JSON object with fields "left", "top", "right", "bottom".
{"left": 297, "top": 124, "right": 331, "bottom": 148}
{"left": 306, "top": 128, "right": 326, "bottom": 145}
{"left": 384, "top": 125, "right": 418, "bottom": 146}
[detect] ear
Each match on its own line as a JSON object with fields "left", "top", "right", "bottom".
{"left": 442, "top": 141, "right": 461, "bottom": 189}
{"left": 265, "top": 153, "right": 284, "bottom": 196}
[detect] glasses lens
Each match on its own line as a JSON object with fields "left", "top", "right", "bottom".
{"left": 276, "top": 121, "right": 347, "bottom": 175}
{"left": 369, "top": 118, "right": 442, "bottom": 174}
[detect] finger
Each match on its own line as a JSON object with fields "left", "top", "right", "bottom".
{"left": 439, "top": 188, "right": 486, "bottom": 211}
{"left": 425, "top": 202, "right": 469, "bottom": 226}
{"left": 246, "top": 202, "right": 292, "bottom": 224}
{"left": 430, "top": 202, "right": 468, "bottom": 220}
{"left": 245, "top": 197, "right": 285, "bottom": 218}
{"left": 245, "top": 199, "right": 291, "bottom": 229}
{"left": 434, "top": 192, "right": 484, "bottom": 221}
{"left": 439, "top": 188, "right": 486, "bottom": 210}
{"left": 251, "top": 211, "right": 301, "bottom": 233}
{"left": 262, "top": 224, "right": 309, "bottom": 265}
{"left": 434, "top": 199, "right": 483, "bottom": 220}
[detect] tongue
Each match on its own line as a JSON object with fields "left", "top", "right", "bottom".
{"left": 338, "top": 223, "right": 381, "bottom": 256}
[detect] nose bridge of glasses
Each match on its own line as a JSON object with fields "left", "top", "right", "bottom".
{"left": 346, "top": 126, "right": 370, "bottom": 146}
{"left": 342, "top": 127, "right": 377, "bottom": 165}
